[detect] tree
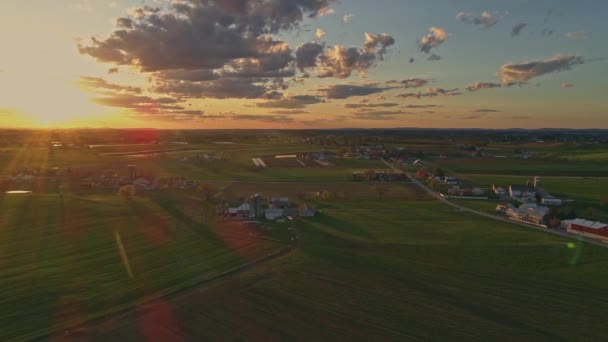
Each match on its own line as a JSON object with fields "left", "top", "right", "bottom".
{"left": 429, "top": 179, "right": 440, "bottom": 190}
{"left": 585, "top": 207, "right": 600, "bottom": 221}
{"left": 433, "top": 167, "right": 445, "bottom": 178}
{"left": 201, "top": 199, "right": 217, "bottom": 225}
{"left": 119, "top": 185, "right": 136, "bottom": 201}
{"left": 600, "top": 196, "right": 608, "bottom": 208}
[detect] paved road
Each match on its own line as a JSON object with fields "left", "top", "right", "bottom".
{"left": 406, "top": 174, "right": 608, "bottom": 249}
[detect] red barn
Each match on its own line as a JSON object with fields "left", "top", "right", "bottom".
{"left": 567, "top": 219, "right": 608, "bottom": 242}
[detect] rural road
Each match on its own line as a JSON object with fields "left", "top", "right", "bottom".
{"left": 405, "top": 172, "right": 608, "bottom": 249}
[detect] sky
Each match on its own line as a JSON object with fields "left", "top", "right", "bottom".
{"left": 0, "top": 0, "right": 606, "bottom": 129}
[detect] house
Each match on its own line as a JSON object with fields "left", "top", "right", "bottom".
{"left": 504, "top": 203, "right": 549, "bottom": 225}
{"left": 472, "top": 188, "right": 485, "bottom": 196}
{"left": 564, "top": 219, "right": 608, "bottom": 242}
{"left": 227, "top": 194, "right": 263, "bottom": 218}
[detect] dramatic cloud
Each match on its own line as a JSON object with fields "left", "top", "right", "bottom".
{"left": 294, "top": 33, "right": 394, "bottom": 78}
{"left": 387, "top": 78, "right": 429, "bottom": 88}
{"left": 511, "top": 23, "right": 527, "bottom": 37}
{"left": 154, "top": 77, "right": 270, "bottom": 99}
{"left": 563, "top": 31, "right": 588, "bottom": 40}
{"left": 108, "top": 67, "right": 119, "bottom": 74}
{"left": 466, "top": 82, "right": 502, "bottom": 92}
{"left": 256, "top": 95, "right": 323, "bottom": 108}
{"left": 397, "top": 88, "right": 461, "bottom": 99}
{"left": 344, "top": 103, "right": 399, "bottom": 109}
{"left": 561, "top": 82, "right": 574, "bottom": 89}
{"left": 79, "top": 76, "right": 141, "bottom": 94}
{"left": 315, "top": 28, "right": 326, "bottom": 39}
{"left": 497, "top": 55, "right": 584, "bottom": 84}
{"left": 319, "top": 84, "right": 390, "bottom": 99}
{"left": 153, "top": 69, "right": 221, "bottom": 82}
{"left": 456, "top": 11, "right": 501, "bottom": 29}
{"left": 419, "top": 27, "right": 448, "bottom": 54}
{"left": 352, "top": 110, "right": 411, "bottom": 120}
{"left": 294, "top": 42, "right": 325, "bottom": 72}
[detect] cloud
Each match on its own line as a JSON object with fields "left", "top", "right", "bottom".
{"left": 466, "top": 82, "right": 501, "bottom": 92}
{"left": 231, "top": 114, "right": 295, "bottom": 123}
{"left": 91, "top": 93, "right": 185, "bottom": 114}
{"left": 353, "top": 110, "right": 412, "bottom": 120}
{"left": 497, "top": 54, "right": 584, "bottom": 84}
{"left": 419, "top": 27, "right": 448, "bottom": 54}
{"left": 364, "top": 33, "right": 395, "bottom": 60}
{"left": 256, "top": 95, "right": 323, "bottom": 108}
{"left": 403, "top": 104, "right": 439, "bottom": 109}
{"left": 427, "top": 54, "right": 442, "bottom": 61}
{"left": 343, "top": 14, "right": 354, "bottom": 24}
{"left": 269, "top": 109, "right": 309, "bottom": 114}
{"left": 456, "top": 11, "right": 501, "bottom": 29}
{"left": 154, "top": 69, "right": 221, "bottom": 82}
{"left": 318, "top": 7, "right": 335, "bottom": 16}
{"left": 345, "top": 103, "right": 399, "bottom": 109}
{"left": 154, "top": 77, "right": 271, "bottom": 99}
{"left": 397, "top": 88, "right": 461, "bottom": 99}
{"left": 78, "top": 76, "right": 142, "bottom": 94}
{"left": 315, "top": 28, "right": 326, "bottom": 39}
{"left": 313, "top": 33, "right": 395, "bottom": 78}
{"left": 474, "top": 109, "right": 501, "bottom": 113}
{"left": 319, "top": 84, "right": 390, "bottom": 99}
{"left": 563, "top": 31, "right": 588, "bottom": 40}
{"left": 78, "top": 1, "right": 337, "bottom": 72}
{"left": 511, "top": 23, "right": 527, "bottom": 37}
{"left": 108, "top": 67, "right": 119, "bottom": 74}
{"left": 387, "top": 78, "right": 429, "bottom": 88}
{"left": 511, "top": 115, "right": 529, "bottom": 119}
{"left": 561, "top": 82, "right": 574, "bottom": 89}
{"left": 295, "top": 42, "right": 325, "bottom": 72}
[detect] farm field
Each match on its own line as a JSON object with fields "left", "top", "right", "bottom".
{"left": 70, "top": 198, "right": 608, "bottom": 341}
{"left": 437, "top": 158, "right": 608, "bottom": 177}
{"left": 0, "top": 193, "right": 286, "bottom": 341}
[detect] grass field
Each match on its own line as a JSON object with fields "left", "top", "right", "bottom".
{"left": 438, "top": 158, "right": 608, "bottom": 177}
{"left": 71, "top": 198, "right": 608, "bottom": 341}
{"left": 0, "top": 194, "right": 286, "bottom": 340}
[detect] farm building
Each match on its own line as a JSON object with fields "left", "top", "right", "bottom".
{"left": 563, "top": 219, "right": 608, "bottom": 241}
{"left": 269, "top": 197, "right": 291, "bottom": 209}
{"left": 509, "top": 184, "right": 537, "bottom": 202}
{"left": 504, "top": 203, "right": 549, "bottom": 225}
{"left": 541, "top": 197, "right": 562, "bottom": 206}
{"left": 227, "top": 194, "right": 263, "bottom": 218}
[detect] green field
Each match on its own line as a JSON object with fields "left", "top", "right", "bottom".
{"left": 0, "top": 194, "right": 286, "bottom": 340}
{"left": 438, "top": 158, "right": 608, "bottom": 177}
{"left": 69, "top": 198, "right": 608, "bottom": 341}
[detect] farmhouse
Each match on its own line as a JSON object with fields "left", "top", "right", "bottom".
{"left": 562, "top": 219, "right": 608, "bottom": 242}
{"left": 503, "top": 203, "right": 549, "bottom": 225}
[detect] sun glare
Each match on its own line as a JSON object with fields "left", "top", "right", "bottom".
{"left": 0, "top": 69, "right": 103, "bottom": 127}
